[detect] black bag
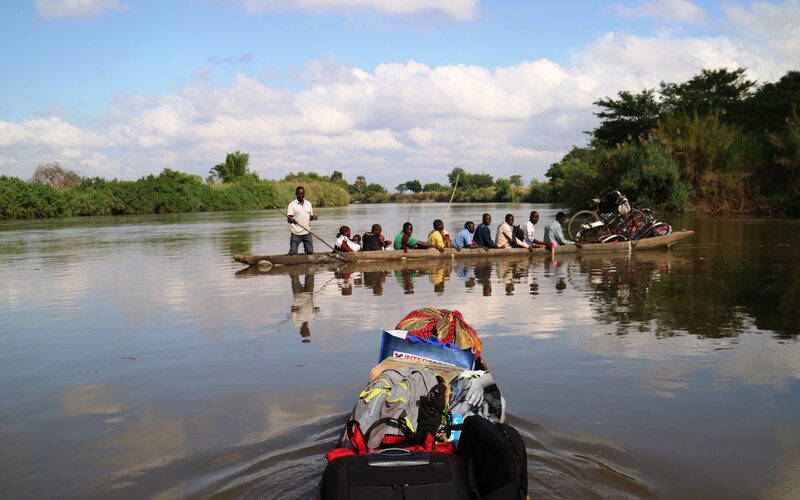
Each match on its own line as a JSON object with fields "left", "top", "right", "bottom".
{"left": 456, "top": 416, "right": 528, "bottom": 500}
{"left": 321, "top": 450, "right": 471, "bottom": 500}
{"left": 510, "top": 225, "right": 526, "bottom": 248}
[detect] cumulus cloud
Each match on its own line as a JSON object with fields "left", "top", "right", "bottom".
{"left": 34, "top": 0, "right": 127, "bottom": 19}
{"left": 723, "top": 0, "right": 800, "bottom": 59}
{"left": 612, "top": 0, "right": 708, "bottom": 24}
{"left": 240, "top": 0, "right": 477, "bottom": 20}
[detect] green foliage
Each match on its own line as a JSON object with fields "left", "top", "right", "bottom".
{"left": 592, "top": 89, "right": 662, "bottom": 147}
{"left": 273, "top": 180, "right": 350, "bottom": 208}
{"left": 660, "top": 67, "right": 755, "bottom": 123}
{"left": 404, "top": 179, "right": 422, "bottom": 193}
{"left": 447, "top": 167, "right": 494, "bottom": 188}
{"left": 1, "top": 168, "right": 348, "bottom": 220}
{"left": 743, "top": 71, "right": 800, "bottom": 133}
{"left": 423, "top": 182, "right": 447, "bottom": 192}
{"left": 567, "top": 68, "right": 800, "bottom": 214}
{"left": 209, "top": 151, "right": 250, "bottom": 183}
{"left": 0, "top": 176, "right": 66, "bottom": 218}
{"left": 525, "top": 179, "right": 553, "bottom": 203}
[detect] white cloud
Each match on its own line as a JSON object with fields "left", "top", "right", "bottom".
{"left": 1, "top": 10, "right": 797, "bottom": 186}
{"left": 723, "top": 0, "right": 800, "bottom": 59}
{"left": 240, "top": 0, "right": 478, "bottom": 20}
{"left": 613, "top": 0, "right": 708, "bottom": 24}
{"left": 34, "top": 0, "right": 127, "bottom": 19}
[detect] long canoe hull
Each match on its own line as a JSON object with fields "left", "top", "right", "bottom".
{"left": 234, "top": 230, "right": 694, "bottom": 269}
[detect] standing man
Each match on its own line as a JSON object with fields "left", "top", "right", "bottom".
{"left": 287, "top": 186, "right": 318, "bottom": 255}
{"left": 524, "top": 211, "right": 545, "bottom": 247}
{"left": 543, "top": 212, "right": 581, "bottom": 249}
{"left": 473, "top": 213, "right": 497, "bottom": 248}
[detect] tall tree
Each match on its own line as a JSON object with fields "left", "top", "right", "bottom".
{"left": 660, "top": 68, "right": 755, "bottom": 123}
{"left": 591, "top": 89, "right": 662, "bottom": 147}
{"left": 209, "top": 151, "right": 250, "bottom": 183}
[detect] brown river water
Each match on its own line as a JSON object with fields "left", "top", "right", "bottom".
{"left": 1, "top": 203, "right": 798, "bottom": 499}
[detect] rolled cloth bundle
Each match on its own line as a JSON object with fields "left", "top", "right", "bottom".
{"left": 395, "top": 308, "right": 482, "bottom": 357}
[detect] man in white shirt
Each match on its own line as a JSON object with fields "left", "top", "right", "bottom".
{"left": 523, "top": 211, "right": 545, "bottom": 247}
{"left": 287, "top": 186, "right": 318, "bottom": 255}
{"left": 495, "top": 214, "right": 531, "bottom": 250}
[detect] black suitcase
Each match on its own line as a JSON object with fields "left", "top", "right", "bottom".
{"left": 321, "top": 450, "right": 471, "bottom": 500}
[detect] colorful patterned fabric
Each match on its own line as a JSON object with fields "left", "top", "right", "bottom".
{"left": 396, "top": 308, "right": 482, "bottom": 356}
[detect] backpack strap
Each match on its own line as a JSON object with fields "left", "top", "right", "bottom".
{"left": 345, "top": 420, "right": 368, "bottom": 454}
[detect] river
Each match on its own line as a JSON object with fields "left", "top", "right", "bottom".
{"left": 1, "top": 203, "right": 798, "bottom": 499}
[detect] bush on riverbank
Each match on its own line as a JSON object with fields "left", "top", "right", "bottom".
{"left": 0, "top": 169, "right": 350, "bottom": 219}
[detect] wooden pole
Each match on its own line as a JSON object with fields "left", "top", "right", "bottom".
{"left": 443, "top": 172, "right": 460, "bottom": 225}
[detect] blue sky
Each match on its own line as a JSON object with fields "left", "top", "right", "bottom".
{"left": 1, "top": 0, "right": 798, "bottom": 186}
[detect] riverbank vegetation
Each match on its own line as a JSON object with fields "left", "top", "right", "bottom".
{"left": 547, "top": 68, "right": 800, "bottom": 214}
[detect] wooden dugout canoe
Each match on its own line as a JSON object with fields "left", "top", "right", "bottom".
{"left": 233, "top": 230, "right": 694, "bottom": 270}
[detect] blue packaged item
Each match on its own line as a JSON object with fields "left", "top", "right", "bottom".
{"left": 448, "top": 413, "right": 464, "bottom": 442}
{"left": 379, "top": 330, "right": 475, "bottom": 369}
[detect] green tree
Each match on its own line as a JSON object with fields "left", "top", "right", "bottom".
{"left": 744, "top": 70, "right": 800, "bottom": 133}
{"left": 660, "top": 68, "right": 755, "bottom": 123}
{"left": 395, "top": 183, "right": 408, "bottom": 194}
{"left": 592, "top": 89, "right": 662, "bottom": 147}
{"left": 423, "top": 182, "right": 447, "bottom": 192}
{"left": 404, "top": 179, "right": 422, "bottom": 193}
{"left": 447, "top": 167, "right": 465, "bottom": 187}
{"left": 208, "top": 150, "right": 250, "bottom": 183}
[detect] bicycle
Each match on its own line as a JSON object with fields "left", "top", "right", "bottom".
{"left": 570, "top": 191, "right": 646, "bottom": 243}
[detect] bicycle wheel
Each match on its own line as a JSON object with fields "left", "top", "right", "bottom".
{"left": 650, "top": 222, "right": 672, "bottom": 237}
{"left": 568, "top": 210, "right": 599, "bottom": 240}
{"left": 624, "top": 209, "right": 649, "bottom": 239}
{"left": 600, "top": 233, "right": 627, "bottom": 244}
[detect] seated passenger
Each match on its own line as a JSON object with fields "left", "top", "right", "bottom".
{"left": 453, "top": 221, "right": 477, "bottom": 249}
{"left": 496, "top": 214, "right": 531, "bottom": 250}
{"left": 351, "top": 233, "right": 362, "bottom": 249}
{"left": 473, "top": 213, "right": 497, "bottom": 248}
{"left": 393, "top": 222, "right": 433, "bottom": 252}
{"left": 543, "top": 212, "right": 582, "bottom": 249}
{"left": 335, "top": 226, "right": 360, "bottom": 252}
{"left": 427, "top": 219, "right": 450, "bottom": 252}
{"left": 361, "top": 224, "right": 391, "bottom": 251}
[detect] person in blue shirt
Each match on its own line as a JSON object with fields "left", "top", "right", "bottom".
{"left": 543, "top": 212, "right": 582, "bottom": 249}
{"left": 473, "top": 213, "right": 497, "bottom": 248}
{"left": 453, "top": 221, "right": 476, "bottom": 249}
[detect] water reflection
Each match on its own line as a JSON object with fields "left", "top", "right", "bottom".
{"left": 290, "top": 274, "right": 319, "bottom": 342}
{"left": 237, "top": 248, "right": 797, "bottom": 343}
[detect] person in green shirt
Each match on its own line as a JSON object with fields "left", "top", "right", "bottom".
{"left": 393, "top": 222, "right": 433, "bottom": 252}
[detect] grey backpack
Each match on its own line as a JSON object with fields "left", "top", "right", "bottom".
{"left": 345, "top": 366, "right": 440, "bottom": 449}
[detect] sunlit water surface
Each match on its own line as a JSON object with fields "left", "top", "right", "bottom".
{"left": 1, "top": 203, "right": 798, "bottom": 499}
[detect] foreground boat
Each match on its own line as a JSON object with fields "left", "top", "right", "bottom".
{"left": 318, "top": 310, "right": 527, "bottom": 499}
{"left": 235, "top": 230, "right": 694, "bottom": 270}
